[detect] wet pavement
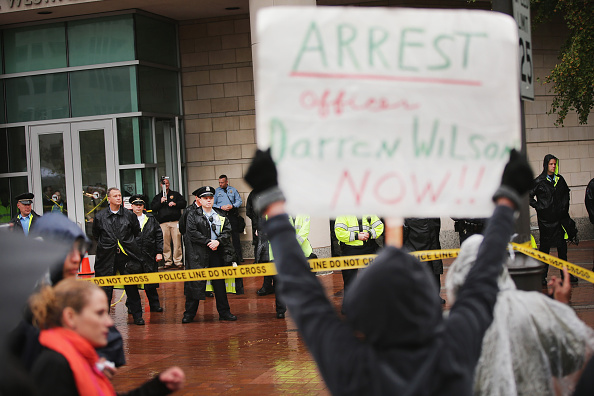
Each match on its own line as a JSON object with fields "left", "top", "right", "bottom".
{"left": 110, "top": 241, "right": 594, "bottom": 395}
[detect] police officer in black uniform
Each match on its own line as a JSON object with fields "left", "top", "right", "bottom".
{"left": 129, "top": 194, "right": 164, "bottom": 313}
{"left": 182, "top": 186, "right": 238, "bottom": 324}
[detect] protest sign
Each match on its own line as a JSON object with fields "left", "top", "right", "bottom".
{"left": 256, "top": 7, "right": 521, "bottom": 217}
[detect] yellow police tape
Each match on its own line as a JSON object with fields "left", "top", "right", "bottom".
{"left": 80, "top": 245, "right": 593, "bottom": 286}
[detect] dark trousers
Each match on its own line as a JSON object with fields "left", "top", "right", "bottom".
{"left": 260, "top": 274, "right": 285, "bottom": 314}
{"left": 540, "top": 230, "right": 568, "bottom": 279}
{"left": 341, "top": 269, "right": 358, "bottom": 296}
{"left": 184, "top": 250, "right": 231, "bottom": 318}
{"left": 230, "top": 215, "right": 244, "bottom": 293}
{"left": 145, "top": 286, "right": 160, "bottom": 309}
{"left": 102, "top": 253, "right": 142, "bottom": 318}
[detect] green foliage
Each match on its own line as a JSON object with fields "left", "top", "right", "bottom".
{"left": 532, "top": 0, "right": 594, "bottom": 126}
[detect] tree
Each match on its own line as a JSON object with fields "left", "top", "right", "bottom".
{"left": 532, "top": 0, "right": 594, "bottom": 126}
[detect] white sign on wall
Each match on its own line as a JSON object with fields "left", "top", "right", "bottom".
{"left": 256, "top": 7, "right": 521, "bottom": 218}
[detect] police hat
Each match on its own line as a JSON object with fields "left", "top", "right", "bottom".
{"left": 129, "top": 194, "right": 146, "bottom": 205}
{"left": 193, "top": 186, "right": 215, "bottom": 198}
{"left": 16, "top": 192, "right": 34, "bottom": 205}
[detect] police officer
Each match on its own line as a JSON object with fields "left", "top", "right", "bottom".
{"left": 10, "top": 192, "right": 41, "bottom": 235}
{"left": 92, "top": 187, "right": 145, "bottom": 325}
{"left": 334, "top": 215, "right": 384, "bottom": 306}
{"left": 182, "top": 186, "right": 237, "bottom": 323}
{"left": 129, "top": 194, "right": 164, "bottom": 313}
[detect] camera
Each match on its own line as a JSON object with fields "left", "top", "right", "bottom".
{"left": 160, "top": 176, "right": 169, "bottom": 185}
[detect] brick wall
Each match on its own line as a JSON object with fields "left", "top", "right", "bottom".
{"left": 179, "top": 14, "right": 255, "bottom": 258}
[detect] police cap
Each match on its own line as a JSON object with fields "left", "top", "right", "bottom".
{"left": 193, "top": 186, "right": 215, "bottom": 198}
{"left": 129, "top": 194, "right": 146, "bottom": 206}
{"left": 16, "top": 192, "right": 34, "bottom": 205}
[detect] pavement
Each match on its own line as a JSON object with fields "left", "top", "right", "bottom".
{"left": 110, "top": 241, "right": 594, "bottom": 395}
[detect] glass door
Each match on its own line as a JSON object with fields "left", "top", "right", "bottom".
{"left": 71, "top": 120, "right": 116, "bottom": 253}
{"left": 30, "top": 124, "right": 75, "bottom": 221}
{"left": 30, "top": 120, "right": 116, "bottom": 254}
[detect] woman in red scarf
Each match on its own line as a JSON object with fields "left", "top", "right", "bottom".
{"left": 29, "top": 279, "right": 184, "bottom": 396}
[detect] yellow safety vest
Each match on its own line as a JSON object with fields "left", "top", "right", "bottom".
{"left": 335, "top": 215, "right": 384, "bottom": 246}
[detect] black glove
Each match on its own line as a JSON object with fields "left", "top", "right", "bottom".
{"left": 245, "top": 149, "right": 278, "bottom": 193}
{"left": 245, "top": 149, "right": 285, "bottom": 213}
{"left": 493, "top": 149, "right": 534, "bottom": 208}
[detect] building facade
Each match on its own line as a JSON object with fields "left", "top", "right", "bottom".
{"left": 1, "top": 0, "right": 592, "bottom": 257}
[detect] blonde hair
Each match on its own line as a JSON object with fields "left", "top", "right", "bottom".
{"left": 29, "top": 279, "right": 100, "bottom": 329}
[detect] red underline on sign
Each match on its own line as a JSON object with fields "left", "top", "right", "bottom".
{"left": 289, "top": 71, "right": 482, "bottom": 87}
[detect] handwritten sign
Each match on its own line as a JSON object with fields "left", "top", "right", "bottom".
{"left": 256, "top": 7, "right": 521, "bottom": 217}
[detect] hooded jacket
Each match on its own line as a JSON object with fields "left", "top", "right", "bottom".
{"left": 265, "top": 205, "right": 514, "bottom": 395}
{"left": 529, "top": 154, "right": 570, "bottom": 241}
{"left": 30, "top": 213, "right": 89, "bottom": 285}
{"left": 446, "top": 234, "right": 594, "bottom": 396}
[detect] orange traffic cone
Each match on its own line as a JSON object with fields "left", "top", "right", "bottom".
{"left": 78, "top": 254, "right": 94, "bottom": 278}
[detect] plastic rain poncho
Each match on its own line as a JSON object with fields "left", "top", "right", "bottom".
{"left": 446, "top": 234, "right": 594, "bottom": 396}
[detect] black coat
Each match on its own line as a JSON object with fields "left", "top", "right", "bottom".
{"left": 529, "top": 154, "right": 570, "bottom": 243}
{"left": 31, "top": 348, "right": 171, "bottom": 396}
{"left": 135, "top": 213, "right": 164, "bottom": 273}
{"left": 183, "top": 206, "right": 235, "bottom": 300}
{"left": 92, "top": 206, "right": 141, "bottom": 277}
{"left": 9, "top": 211, "right": 41, "bottom": 234}
{"left": 403, "top": 218, "right": 443, "bottom": 275}
{"left": 585, "top": 178, "right": 594, "bottom": 224}
{"left": 150, "top": 189, "right": 186, "bottom": 223}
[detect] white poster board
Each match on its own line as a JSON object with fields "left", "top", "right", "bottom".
{"left": 256, "top": 7, "right": 521, "bottom": 218}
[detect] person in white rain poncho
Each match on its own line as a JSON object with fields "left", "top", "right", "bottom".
{"left": 445, "top": 234, "right": 594, "bottom": 396}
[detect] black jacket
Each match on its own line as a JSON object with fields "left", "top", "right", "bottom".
{"left": 92, "top": 206, "right": 141, "bottom": 277}
{"left": 31, "top": 348, "right": 171, "bottom": 396}
{"left": 585, "top": 178, "right": 594, "bottom": 224}
{"left": 151, "top": 190, "right": 187, "bottom": 223}
{"left": 403, "top": 218, "right": 443, "bottom": 275}
{"left": 529, "top": 154, "right": 570, "bottom": 241}
{"left": 183, "top": 206, "right": 236, "bottom": 300}
{"left": 265, "top": 205, "right": 514, "bottom": 396}
{"left": 9, "top": 211, "right": 41, "bottom": 234}
{"left": 135, "top": 213, "right": 164, "bottom": 273}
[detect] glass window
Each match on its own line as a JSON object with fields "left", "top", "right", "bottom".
{"left": 155, "top": 118, "right": 179, "bottom": 189}
{"left": 116, "top": 117, "right": 154, "bottom": 165}
{"left": 38, "top": 133, "right": 68, "bottom": 215}
{"left": 0, "top": 127, "right": 27, "bottom": 174}
{"left": 70, "top": 66, "right": 138, "bottom": 117}
{"left": 68, "top": 15, "right": 135, "bottom": 67}
{"left": 135, "top": 15, "right": 177, "bottom": 67}
{"left": 138, "top": 66, "right": 179, "bottom": 114}
{"left": 0, "top": 81, "right": 4, "bottom": 124}
{"left": 79, "top": 128, "right": 108, "bottom": 250}
{"left": 5, "top": 74, "right": 69, "bottom": 123}
{"left": 120, "top": 168, "right": 156, "bottom": 199}
{"left": 0, "top": 176, "right": 29, "bottom": 224}
{"left": 4, "top": 23, "right": 67, "bottom": 74}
